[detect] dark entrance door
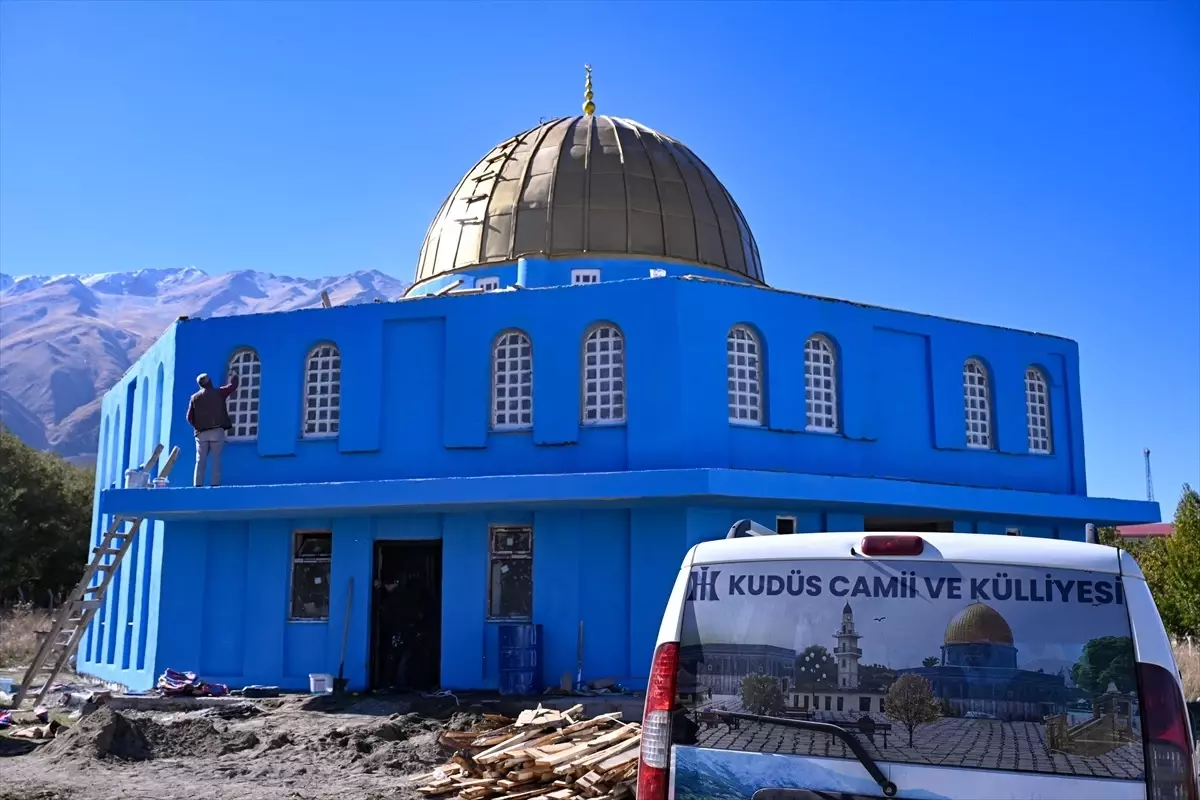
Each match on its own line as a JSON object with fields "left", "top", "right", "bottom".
{"left": 371, "top": 540, "right": 442, "bottom": 691}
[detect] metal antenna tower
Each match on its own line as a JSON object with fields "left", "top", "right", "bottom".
{"left": 1143, "top": 448, "right": 1155, "bottom": 503}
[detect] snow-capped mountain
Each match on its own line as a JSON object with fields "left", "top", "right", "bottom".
{"left": 0, "top": 266, "right": 410, "bottom": 459}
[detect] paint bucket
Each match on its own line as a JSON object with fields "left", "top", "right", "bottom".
{"left": 151, "top": 477, "right": 169, "bottom": 488}
{"left": 124, "top": 469, "right": 149, "bottom": 489}
{"left": 0, "top": 677, "right": 13, "bottom": 694}
{"left": 309, "top": 673, "right": 333, "bottom": 694}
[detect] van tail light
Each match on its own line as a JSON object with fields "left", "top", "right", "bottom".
{"left": 1137, "top": 661, "right": 1198, "bottom": 800}
{"left": 637, "top": 642, "right": 679, "bottom": 800}
{"left": 859, "top": 535, "right": 924, "bottom": 557}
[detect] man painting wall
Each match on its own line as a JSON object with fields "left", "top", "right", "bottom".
{"left": 186, "top": 371, "right": 239, "bottom": 487}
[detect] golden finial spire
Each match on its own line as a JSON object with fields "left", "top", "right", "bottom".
{"left": 582, "top": 64, "right": 595, "bottom": 115}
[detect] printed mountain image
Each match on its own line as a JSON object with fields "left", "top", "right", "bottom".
{"left": 672, "top": 560, "right": 1146, "bottom": 790}
{"left": 0, "top": 267, "right": 409, "bottom": 460}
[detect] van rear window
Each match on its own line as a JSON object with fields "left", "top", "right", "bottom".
{"left": 675, "top": 559, "right": 1143, "bottom": 781}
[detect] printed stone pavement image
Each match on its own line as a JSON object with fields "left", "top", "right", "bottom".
{"left": 673, "top": 558, "right": 1145, "bottom": 781}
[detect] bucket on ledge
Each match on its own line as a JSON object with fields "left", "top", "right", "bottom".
{"left": 124, "top": 468, "right": 149, "bottom": 489}
{"left": 498, "top": 623, "right": 543, "bottom": 696}
{"left": 308, "top": 673, "right": 333, "bottom": 694}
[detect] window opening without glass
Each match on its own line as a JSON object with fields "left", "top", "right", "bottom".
{"left": 776, "top": 516, "right": 797, "bottom": 535}
{"left": 571, "top": 269, "right": 600, "bottom": 285}
{"left": 582, "top": 325, "right": 625, "bottom": 424}
{"left": 727, "top": 326, "right": 763, "bottom": 425}
{"left": 226, "top": 348, "right": 261, "bottom": 440}
{"left": 290, "top": 531, "right": 331, "bottom": 620}
{"left": 476, "top": 277, "right": 500, "bottom": 291}
{"left": 488, "top": 525, "right": 532, "bottom": 620}
{"left": 302, "top": 344, "right": 341, "bottom": 437}
{"left": 492, "top": 331, "right": 533, "bottom": 430}
{"left": 963, "top": 359, "right": 992, "bottom": 449}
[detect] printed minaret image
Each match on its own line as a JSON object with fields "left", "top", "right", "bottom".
{"left": 835, "top": 602, "right": 862, "bottom": 690}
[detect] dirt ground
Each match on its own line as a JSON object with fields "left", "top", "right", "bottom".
{"left": 0, "top": 692, "right": 521, "bottom": 800}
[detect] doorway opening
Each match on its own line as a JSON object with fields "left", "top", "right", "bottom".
{"left": 371, "top": 540, "right": 442, "bottom": 691}
{"left": 863, "top": 517, "right": 954, "bottom": 533}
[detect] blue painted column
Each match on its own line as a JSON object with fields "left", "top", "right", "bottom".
{"left": 441, "top": 513, "right": 488, "bottom": 689}
{"left": 243, "top": 519, "right": 290, "bottom": 682}
{"left": 328, "top": 518, "right": 374, "bottom": 690}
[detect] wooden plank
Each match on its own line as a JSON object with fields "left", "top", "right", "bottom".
{"left": 542, "top": 726, "right": 636, "bottom": 767}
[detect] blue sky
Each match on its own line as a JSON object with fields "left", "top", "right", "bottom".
{"left": 1, "top": 1, "right": 1196, "bottom": 507}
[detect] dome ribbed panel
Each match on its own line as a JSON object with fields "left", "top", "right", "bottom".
{"left": 414, "top": 116, "right": 764, "bottom": 285}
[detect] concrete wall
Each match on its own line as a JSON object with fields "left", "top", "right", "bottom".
{"left": 77, "top": 504, "right": 1090, "bottom": 692}
{"left": 82, "top": 327, "right": 177, "bottom": 689}
{"left": 138, "top": 272, "right": 1086, "bottom": 495}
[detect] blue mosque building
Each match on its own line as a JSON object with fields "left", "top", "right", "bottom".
{"left": 83, "top": 75, "right": 1158, "bottom": 693}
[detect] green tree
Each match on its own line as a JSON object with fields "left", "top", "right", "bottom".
{"left": 739, "top": 673, "right": 785, "bottom": 716}
{"left": 922, "top": 656, "right": 941, "bottom": 668}
{"left": 1095, "top": 486, "right": 1199, "bottom": 639}
{"left": 1071, "top": 636, "right": 1136, "bottom": 695}
{"left": 0, "top": 426, "right": 95, "bottom": 603}
{"left": 885, "top": 674, "right": 941, "bottom": 748}
{"left": 1151, "top": 485, "right": 1200, "bottom": 637}
{"left": 794, "top": 644, "right": 836, "bottom": 694}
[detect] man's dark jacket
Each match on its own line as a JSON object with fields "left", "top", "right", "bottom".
{"left": 187, "top": 375, "right": 239, "bottom": 433}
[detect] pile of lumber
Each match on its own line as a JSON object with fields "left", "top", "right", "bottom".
{"left": 415, "top": 704, "right": 640, "bottom": 800}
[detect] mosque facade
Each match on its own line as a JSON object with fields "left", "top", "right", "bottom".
{"left": 83, "top": 74, "right": 1159, "bottom": 693}
{"left": 898, "top": 602, "right": 1071, "bottom": 722}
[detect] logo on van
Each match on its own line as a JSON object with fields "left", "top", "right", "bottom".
{"left": 687, "top": 567, "right": 722, "bottom": 602}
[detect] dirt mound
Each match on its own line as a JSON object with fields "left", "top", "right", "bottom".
{"left": 39, "top": 707, "right": 260, "bottom": 764}
{"left": 41, "top": 707, "right": 152, "bottom": 762}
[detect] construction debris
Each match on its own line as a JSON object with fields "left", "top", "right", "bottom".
{"left": 412, "top": 704, "right": 640, "bottom": 800}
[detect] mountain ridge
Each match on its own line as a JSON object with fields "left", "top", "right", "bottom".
{"left": 0, "top": 266, "right": 410, "bottom": 458}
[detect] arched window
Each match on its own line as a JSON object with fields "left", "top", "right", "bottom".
{"left": 963, "top": 359, "right": 992, "bottom": 449}
{"left": 226, "top": 348, "right": 261, "bottom": 440}
{"left": 582, "top": 325, "right": 625, "bottom": 425}
{"left": 1025, "top": 367, "right": 1052, "bottom": 454}
{"left": 302, "top": 343, "right": 341, "bottom": 437}
{"left": 804, "top": 335, "right": 838, "bottom": 432}
{"left": 492, "top": 331, "right": 533, "bottom": 430}
{"left": 727, "top": 325, "right": 763, "bottom": 425}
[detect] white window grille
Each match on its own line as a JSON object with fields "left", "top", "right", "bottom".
{"left": 492, "top": 331, "right": 533, "bottom": 430}
{"left": 476, "top": 277, "right": 500, "bottom": 291}
{"left": 226, "top": 348, "right": 261, "bottom": 440}
{"left": 963, "top": 359, "right": 992, "bottom": 449}
{"left": 302, "top": 343, "right": 341, "bottom": 438}
{"left": 727, "top": 325, "right": 763, "bottom": 425}
{"left": 1025, "top": 367, "right": 1052, "bottom": 454}
{"left": 582, "top": 325, "right": 625, "bottom": 425}
{"left": 804, "top": 336, "right": 838, "bottom": 432}
{"left": 571, "top": 269, "right": 600, "bottom": 285}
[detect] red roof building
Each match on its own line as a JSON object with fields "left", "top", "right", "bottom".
{"left": 1115, "top": 522, "right": 1174, "bottom": 540}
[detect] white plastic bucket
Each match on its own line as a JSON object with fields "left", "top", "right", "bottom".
{"left": 0, "top": 677, "right": 13, "bottom": 693}
{"left": 309, "top": 673, "right": 333, "bottom": 694}
{"left": 124, "top": 469, "right": 149, "bottom": 489}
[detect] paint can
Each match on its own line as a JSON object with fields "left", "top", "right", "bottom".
{"left": 308, "top": 673, "right": 333, "bottom": 694}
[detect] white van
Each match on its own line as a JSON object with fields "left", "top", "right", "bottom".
{"left": 636, "top": 528, "right": 1197, "bottom": 800}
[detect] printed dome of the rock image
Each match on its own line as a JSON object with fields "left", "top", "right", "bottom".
{"left": 943, "top": 601, "right": 1015, "bottom": 646}
{"left": 414, "top": 115, "right": 764, "bottom": 285}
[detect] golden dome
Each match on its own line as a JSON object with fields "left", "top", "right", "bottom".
{"left": 943, "top": 602, "right": 1014, "bottom": 646}
{"left": 413, "top": 115, "right": 764, "bottom": 288}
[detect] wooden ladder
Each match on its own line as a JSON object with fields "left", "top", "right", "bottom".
{"left": 13, "top": 443, "right": 181, "bottom": 709}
